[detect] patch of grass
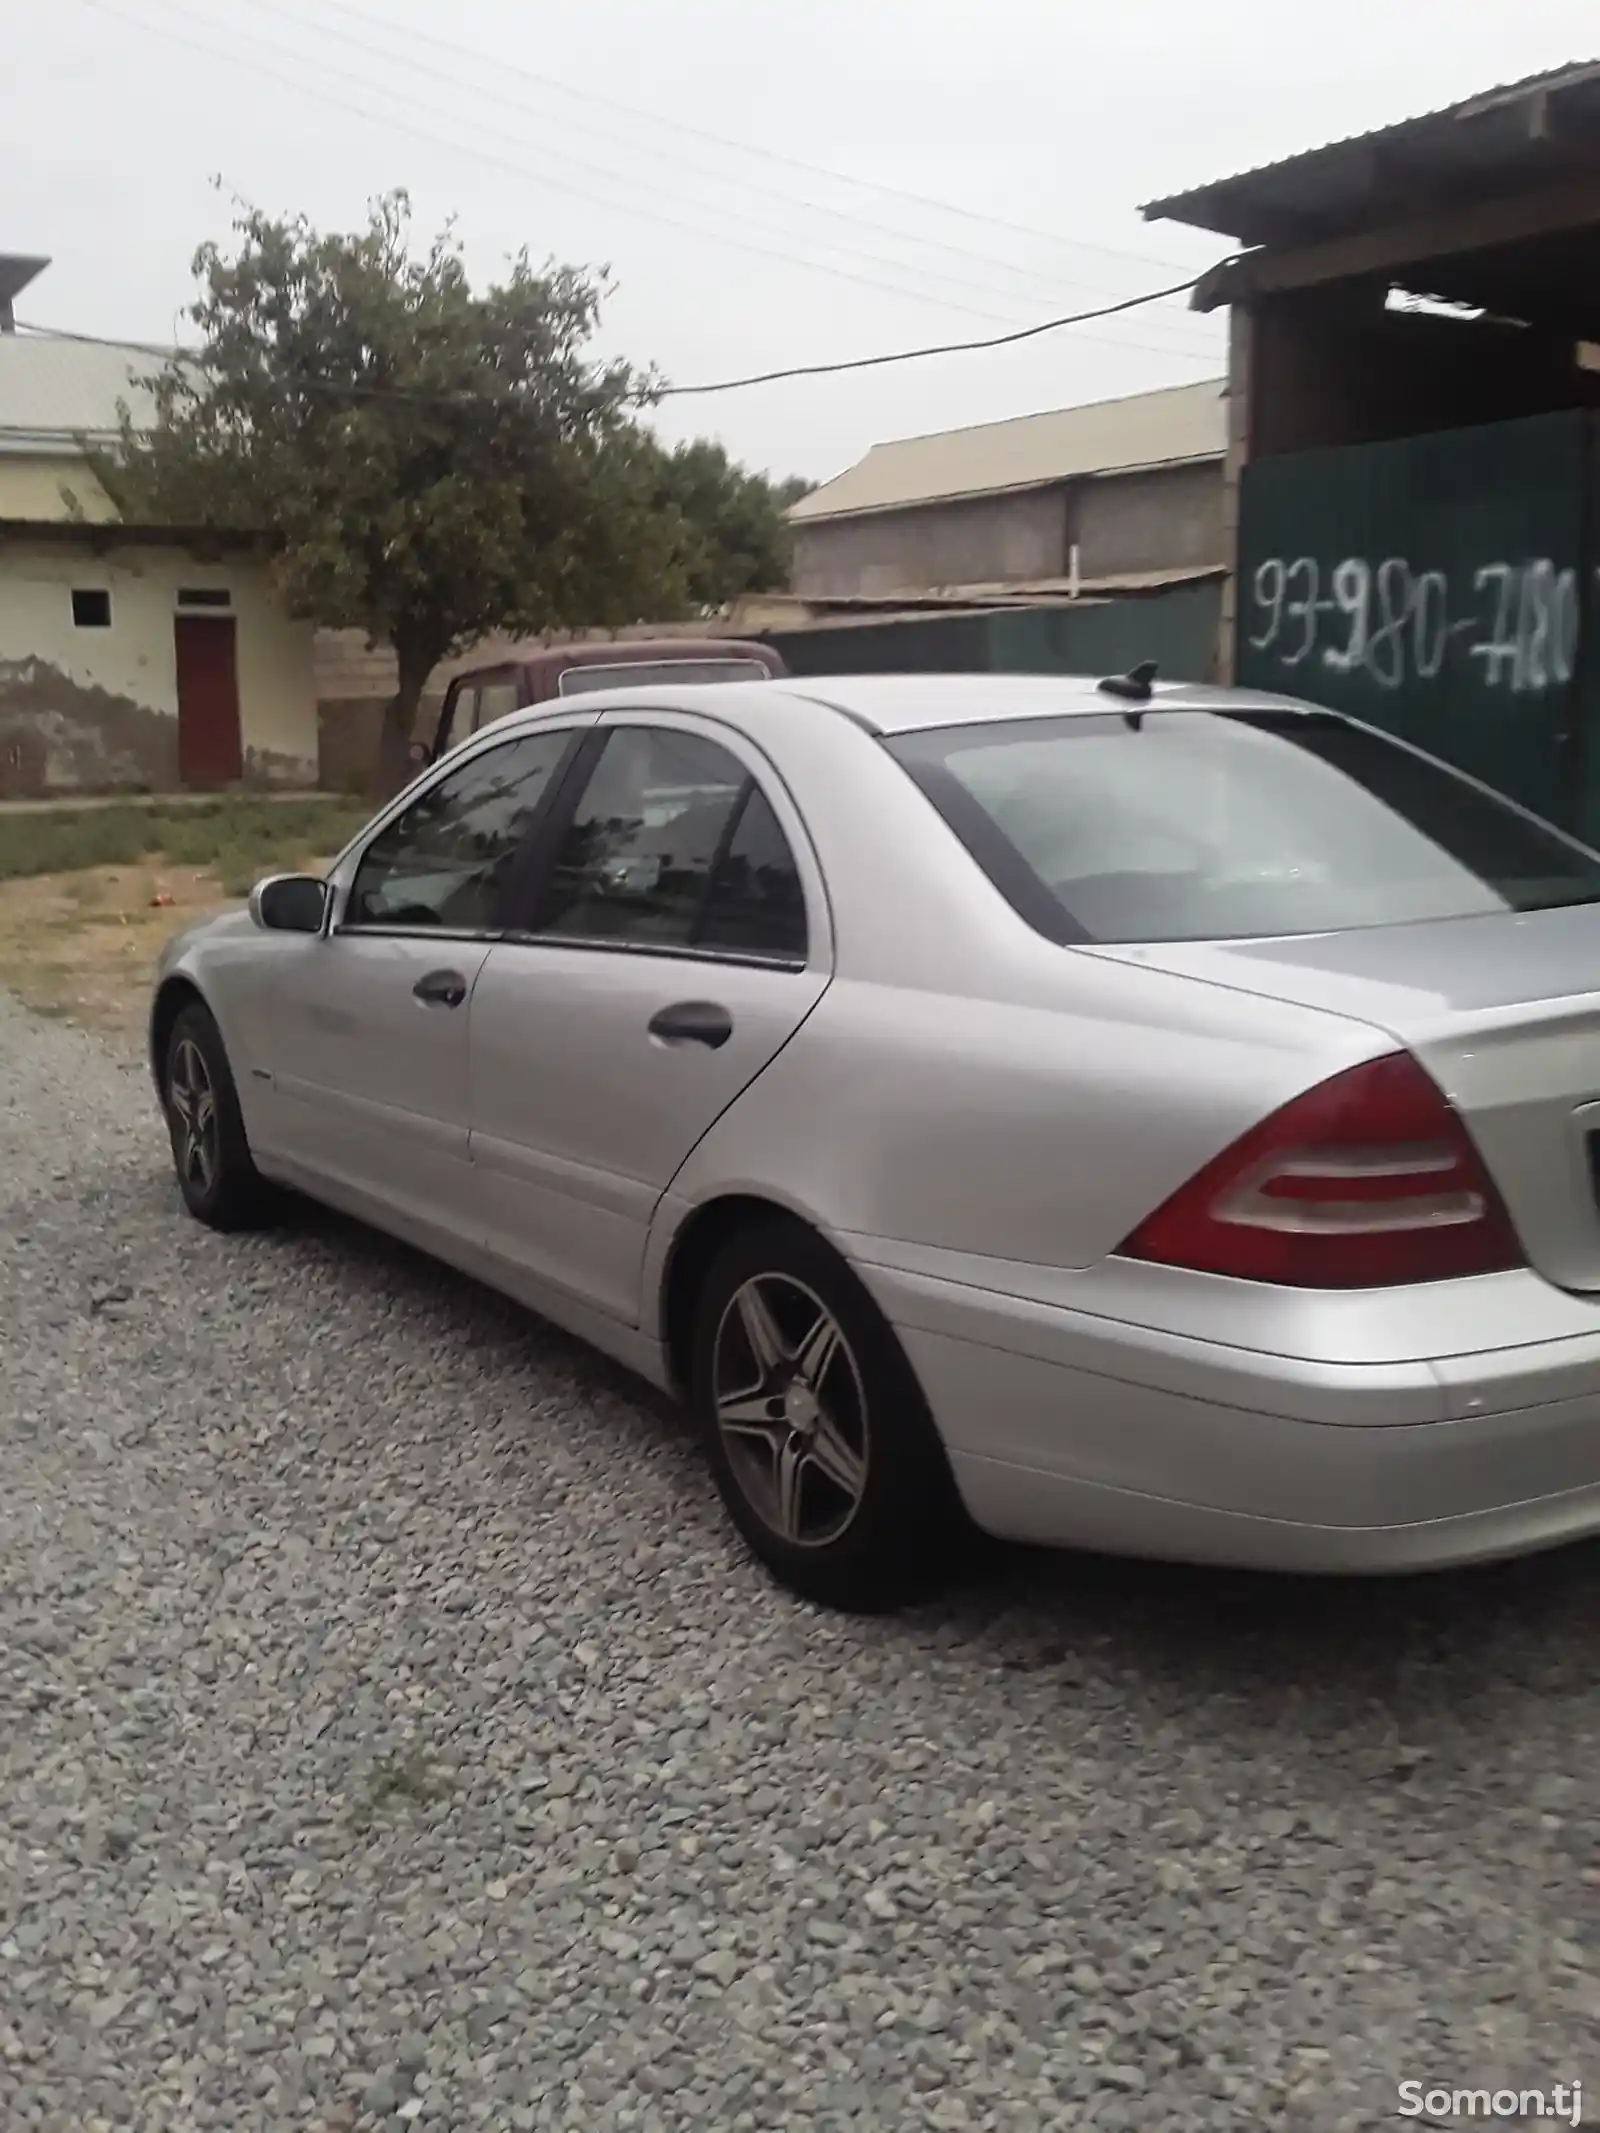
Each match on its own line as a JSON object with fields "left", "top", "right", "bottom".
{"left": 0, "top": 796, "right": 373, "bottom": 885}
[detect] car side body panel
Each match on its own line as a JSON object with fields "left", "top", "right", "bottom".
{"left": 153, "top": 674, "right": 1600, "bottom": 1578}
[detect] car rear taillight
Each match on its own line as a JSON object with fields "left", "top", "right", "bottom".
{"left": 1119, "top": 1052, "right": 1524, "bottom": 1288}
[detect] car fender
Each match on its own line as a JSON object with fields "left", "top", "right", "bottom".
{"left": 656, "top": 960, "right": 1389, "bottom": 1294}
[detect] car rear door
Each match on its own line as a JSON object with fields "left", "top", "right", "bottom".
{"left": 466, "top": 711, "right": 833, "bottom": 1324}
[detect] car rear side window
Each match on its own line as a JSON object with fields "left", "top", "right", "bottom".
{"left": 346, "top": 730, "right": 571, "bottom": 932}
{"left": 888, "top": 711, "right": 1600, "bottom": 944}
{"left": 697, "top": 787, "right": 807, "bottom": 960}
{"left": 529, "top": 727, "right": 805, "bottom": 960}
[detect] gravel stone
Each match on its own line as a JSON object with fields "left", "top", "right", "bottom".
{"left": 0, "top": 992, "right": 1596, "bottom": 2132}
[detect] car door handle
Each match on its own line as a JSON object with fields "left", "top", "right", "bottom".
{"left": 648, "top": 1000, "right": 733, "bottom": 1049}
{"left": 413, "top": 968, "right": 468, "bottom": 1008}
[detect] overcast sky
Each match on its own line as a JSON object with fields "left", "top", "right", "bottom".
{"left": 8, "top": 0, "right": 1597, "bottom": 485}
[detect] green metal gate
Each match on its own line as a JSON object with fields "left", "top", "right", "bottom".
{"left": 1237, "top": 411, "right": 1600, "bottom": 836}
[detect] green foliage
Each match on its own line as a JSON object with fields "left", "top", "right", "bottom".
{"left": 645, "top": 440, "right": 813, "bottom": 609}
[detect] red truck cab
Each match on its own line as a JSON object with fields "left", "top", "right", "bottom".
{"left": 418, "top": 637, "right": 786, "bottom": 764}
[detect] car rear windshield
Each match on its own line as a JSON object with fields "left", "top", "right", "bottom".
{"left": 887, "top": 710, "right": 1600, "bottom": 944}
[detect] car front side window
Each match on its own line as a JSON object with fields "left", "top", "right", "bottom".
{"left": 346, "top": 730, "right": 572, "bottom": 934}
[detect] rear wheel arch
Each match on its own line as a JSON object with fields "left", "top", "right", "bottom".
{"left": 683, "top": 1206, "right": 970, "bottom": 1609}
{"left": 660, "top": 1194, "right": 810, "bottom": 1397}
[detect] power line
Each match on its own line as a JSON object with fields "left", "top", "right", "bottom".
{"left": 77, "top": 0, "right": 1032, "bottom": 336}
{"left": 656, "top": 279, "right": 1211, "bottom": 395}
{"left": 19, "top": 272, "right": 1214, "bottom": 403}
{"left": 231, "top": 0, "right": 1204, "bottom": 319}
{"left": 119, "top": 0, "right": 1217, "bottom": 359}
{"left": 288, "top": 0, "right": 1199, "bottom": 280}
{"left": 75, "top": 0, "right": 1220, "bottom": 365}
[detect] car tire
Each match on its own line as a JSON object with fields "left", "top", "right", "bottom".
{"left": 163, "top": 1002, "right": 274, "bottom": 1232}
{"left": 690, "top": 1216, "right": 968, "bottom": 1612}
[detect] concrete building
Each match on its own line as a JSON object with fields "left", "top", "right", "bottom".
{"left": 786, "top": 380, "right": 1227, "bottom": 601}
{"left": 0, "top": 255, "right": 318, "bottom": 797}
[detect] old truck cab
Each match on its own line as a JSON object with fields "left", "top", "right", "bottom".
{"left": 417, "top": 637, "right": 787, "bottom": 764}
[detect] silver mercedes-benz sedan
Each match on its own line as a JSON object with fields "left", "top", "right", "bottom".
{"left": 150, "top": 671, "right": 1600, "bottom": 1609}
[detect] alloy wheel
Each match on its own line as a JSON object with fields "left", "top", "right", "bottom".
{"left": 712, "top": 1273, "right": 870, "bottom": 1547}
{"left": 167, "top": 1035, "right": 219, "bottom": 1196}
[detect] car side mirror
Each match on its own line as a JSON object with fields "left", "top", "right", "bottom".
{"left": 250, "top": 873, "right": 328, "bottom": 934}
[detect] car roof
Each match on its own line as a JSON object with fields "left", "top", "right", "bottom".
{"left": 481, "top": 671, "right": 1324, "bottom": 746}
{"left": 458, "top": 637, "right": 776, "bottom": 678}
{"left": 774, "top": 673, "right": 1317, "bottom": 733}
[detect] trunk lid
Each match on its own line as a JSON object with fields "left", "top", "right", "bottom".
{"left": 1089, "top": 902, "right": 1600, "bottom": 1293}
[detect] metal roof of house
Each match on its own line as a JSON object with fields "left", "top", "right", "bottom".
{"left": 0, "top": 519, "right": 271, "bottom": 549}
{"left": 0, "top": 332, "right": 167, "bottom": 456}
{"left": 0, "top": 255, "right": 49, "bottom": 312}
{"left": 787, "top": 379, "right": 1225, "bottom": 526}
{"left": 748, "top": 564, "right": 1224, "bottom": 621}
{"left": 1142, "top": 60, "right": 1600, "bottom": 246}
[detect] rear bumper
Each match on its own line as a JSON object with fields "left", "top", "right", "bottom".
{"left": 854, "top": 1255, "right": 1600, "bottom": 1573}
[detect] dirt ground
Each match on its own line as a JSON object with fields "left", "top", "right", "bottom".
{"left": 0, "top": 855, "right": 328, "bottom": 1046}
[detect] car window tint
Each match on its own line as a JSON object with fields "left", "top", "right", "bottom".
{"left": 890, "top": 711, "right": 1600, "bottom": 944}
{"left": 348, "top": 731, "right": 570, "bottom": 932}
{"left": 532, "top": 728, "right": 747, "bottom": 945}
{"left": 696, "top": 787, "right": 807, "bottom": 959}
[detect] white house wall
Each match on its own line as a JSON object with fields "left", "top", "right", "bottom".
{"left": 0, "top": 454, "right": 118, "bottom": 522}
{"left": 790, "top": 463, "right": 1227, "bottom": 601}
{"left": 0, "top": 542, "right": 317, "bottom": 796}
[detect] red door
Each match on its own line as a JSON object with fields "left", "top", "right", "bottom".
{"left": 174, "top": 615, "right": 243, "bottom": 788}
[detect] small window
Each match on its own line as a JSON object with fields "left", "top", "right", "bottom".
{"left": 347, "top": 730, "right": 571, "bottom": 932}
{"left": 698, "top": 787, "right": 807, "bottom": 960}
{"left": 71, "top": 588, "right": 111, "bottom": 629}
{"left": 473, "top": 679, "right": 522, "bottom": 732}
{"left": 532, "top": 728, "right": 749, "bottom": 947}
{"left": 176, "top": 587, "right": 232, "bottom": 609}
{"left": 430, "top": 683, "right": 479, "bottom": 755}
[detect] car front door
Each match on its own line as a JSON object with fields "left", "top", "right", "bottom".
{"left": 466, "top": 714, "right": 832, "bottom": 1324}
{"left": 261, "top": 724, "right": 582, "bottom": 1243}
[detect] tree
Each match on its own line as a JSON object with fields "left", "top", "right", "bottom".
{"left": 104, "top": 193, "right": 685, "bottom": 786}
{"left": 645, "top": 439, "right": 813, "bottom": 609}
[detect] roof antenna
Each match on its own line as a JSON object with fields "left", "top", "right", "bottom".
{"left": 1096, "top": 659, "right": 1159, "bottom": 728}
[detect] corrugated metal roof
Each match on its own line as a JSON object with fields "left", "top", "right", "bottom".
{"left": 787, "top": 379, "right": 1225, "bottom": 525}
{"left": 0, "top": 334, "right": 167, "bottom": 455}
{"left": 0, "top": 256, "right": 49, "bottom": 310}
{"left": 751, "top": 565, "right": 1224, "bottom": 618}
{"left": 1143, "top": 60, "right": 1600, "bottom": 245}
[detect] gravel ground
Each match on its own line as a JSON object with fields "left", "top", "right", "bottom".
{"left": 0, "top": 989, "right": 1595, "bottom": 2133}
